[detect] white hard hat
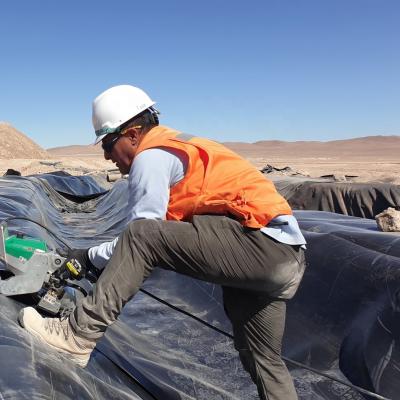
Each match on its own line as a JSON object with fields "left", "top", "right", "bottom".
{"left": 92, "top": 85, "right": 156, "bottom": 144}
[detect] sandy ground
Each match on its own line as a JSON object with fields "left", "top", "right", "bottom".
{"left": 1, "top": 123, "right": 398, "bottom": 184}
{"left": 245, "top": 156, "right": 400, "bottom": 184}
{"left": 0, "top": 157, "right": 113, "bottom": 177}
{"left": 0, "top": 153, "right": 398, "bottom": 185}
{"left": 1, "top": 123, "right": 398, "bottom": 183}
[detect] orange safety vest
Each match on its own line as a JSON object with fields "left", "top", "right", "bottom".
{"left": 135, "top": 126, "right": 292, "bottom": 228}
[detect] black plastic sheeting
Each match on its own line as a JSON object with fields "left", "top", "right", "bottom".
{"left": 0, "top": 174, "right": 399, "bottom": 399}
{"left": 270, "top": 175, "right": 400, "bottom": 219}
{"left": 33, "top": 172, "right": 110, "bottom": 203}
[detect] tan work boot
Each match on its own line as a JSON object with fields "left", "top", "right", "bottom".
{"left": 19, "top": 307, "right": 95, "bottom": 367}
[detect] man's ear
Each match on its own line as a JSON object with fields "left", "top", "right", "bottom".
{"left": 126, "top": 128, "right": 141, "bottom": 145}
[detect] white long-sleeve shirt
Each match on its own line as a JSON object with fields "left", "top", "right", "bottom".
{"left": 89, "top": 148, "right": 306, "bottom": 269}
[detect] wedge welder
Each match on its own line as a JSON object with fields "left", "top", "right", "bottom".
{"left": 0, "top": 222, "right": 85, "bottom": 315}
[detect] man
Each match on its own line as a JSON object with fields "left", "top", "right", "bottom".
{"left": 19, "top": 85, "right": 306, "bottom": 400}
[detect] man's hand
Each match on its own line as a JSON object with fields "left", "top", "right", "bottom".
{"left": 58, "top": 248, "right": 101, "bottom": 283}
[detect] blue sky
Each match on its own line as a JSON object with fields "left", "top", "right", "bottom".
{"left": 0, "top": 0, "right": 399, "bottom": 148}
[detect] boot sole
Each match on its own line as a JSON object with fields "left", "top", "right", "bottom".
{"left": 19, "top": 308, "right": 90, "bottom": 368}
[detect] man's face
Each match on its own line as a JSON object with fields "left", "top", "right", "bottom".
{"left": 101, "top": 130, "right": 139, "bottom": 175}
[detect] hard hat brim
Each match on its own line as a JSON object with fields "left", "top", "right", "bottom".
{"left": 94, "top": 133, "right": 107, "bottom": 145}
{"left": 93, "top": 125, "right": 120, "bottom": 145}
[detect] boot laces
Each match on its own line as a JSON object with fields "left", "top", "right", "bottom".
{"left": 44, "top": 315, "right": 70, "bottom": 340}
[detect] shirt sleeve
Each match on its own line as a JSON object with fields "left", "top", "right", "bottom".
{"left": 88, "top": 148, "right": 187, "bottom": 269}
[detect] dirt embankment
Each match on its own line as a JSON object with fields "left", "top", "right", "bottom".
{"left": 0, "top": 122, "right": 112, "bottom": 176}
{"left": 0, "top": 122, "right": 49, "bottom": 159}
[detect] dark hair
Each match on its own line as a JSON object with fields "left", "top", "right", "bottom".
{"left": 122, "top": 108, "right": 159, "bottom": 134}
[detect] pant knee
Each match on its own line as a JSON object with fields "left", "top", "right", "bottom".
{"left": 127, "top": 219, "right": 160, "bottom": 237}
{"left": 125, "top": 219, "right": 159, "bottom": 249}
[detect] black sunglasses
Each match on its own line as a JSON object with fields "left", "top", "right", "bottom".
{"left": 101, "top": 124, "right": 142, "bottom": 153}
{"left": 101, "top": 135, "right": 121, "bottom": 153}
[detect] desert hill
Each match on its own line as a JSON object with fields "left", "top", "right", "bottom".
{"left": 1, "top": 123, "right": 398, "bottom": 184}
{"left": 224, "top": 135, "right": 400, "bottom": 159}
{"left": 0, "top": 122, "right": 49, "bottom": 159}
{"left": 0, "top": 123, "right": 110, "bottom": 177}
{"left": 47, "top": 144, "right": 103, "bottom": 157}
{"left": 48, "top": 135, "right": 400, "bottom": 160}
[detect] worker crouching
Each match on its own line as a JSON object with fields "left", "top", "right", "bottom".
{"left": 20, "top": 84, "right": 307, "bottom": 400}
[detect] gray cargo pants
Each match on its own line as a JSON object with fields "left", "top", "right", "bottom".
{"left": 71, "top": 215, "right": 305, "bottom": 400}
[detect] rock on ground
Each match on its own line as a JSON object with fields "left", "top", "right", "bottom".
{"left": 375, "top": 207, "right": 400, "bottom": 232}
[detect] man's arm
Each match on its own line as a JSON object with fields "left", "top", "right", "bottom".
{"left": 88, "top": 148, "right": 187, "bottom": 269}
